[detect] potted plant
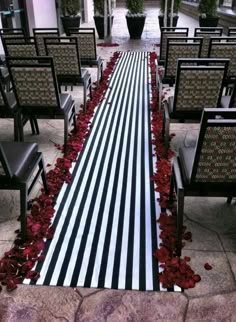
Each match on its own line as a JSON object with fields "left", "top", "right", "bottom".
{"left": 61, "top": 0, "right": 81, "bottom": 36}
{"left": 93, "top": 0, "right": 113, "bottom": 39}
{"left": 158, "top": 0, "right": 181, "bottom": 29}
{"left": 198, "top": 0, "right": 219, "bottom": 27}
{"left": 125, "top": 0, "right": 146, "bottom": 39}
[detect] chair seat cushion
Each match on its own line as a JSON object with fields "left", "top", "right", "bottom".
{"left": 1, "top": 142, "right": 38, "bottom": 180}
{"left": 221, "top": 95, "right": 231, "bottom": 109}
{"left": 178, "top": 146, "right": 195, "bottom": 184}
{"left": 59, "top": 93, "right": 73, "bottom": 113}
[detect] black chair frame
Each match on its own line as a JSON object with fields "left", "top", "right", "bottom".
{"left": 169, "top": 108, "right": 236, "bottom": 256}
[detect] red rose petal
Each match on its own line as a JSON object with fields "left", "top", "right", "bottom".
{"left": 204, "top": 263, "right": 213, "bottom": 270}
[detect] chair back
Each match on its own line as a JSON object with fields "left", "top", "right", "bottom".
{"left": 33, "top": 28, "right": 60, "bottom": 55}
{"left": 0, "top": 28, "right": 25, "bottom": 38}
{"left": 0, "top": 143, "right": 12, "bottom": 178}
{"left": 172, "top": 58, "right": 229, "bottom": 118}
{"left": 194, "top": 27, "right": 223, "bottom": 57}
{"left": 159, "top": 27, "right": 189, "bottom": 62}
{"left": 44, "top": 37, "right": 82, "bottom": 81}
{"left": 190, "top": 108, "right": 236, "bottom": 184}
{"left": 228, "top": 27, "right": 236, "bottom": 37}
{"left": 165, "top": 37, "right": 203, "bottom": 80}
{"left": 209, "top": 37, "right": 236, "bottom": 81}
{"left": 6, "top": 56, "right": 61, "bottom": 109}
{"left": 69, "top": 28, "right": 97, "bottom": 62}
{"left": 2, "top": 37, "right": 37, "bottom": 62}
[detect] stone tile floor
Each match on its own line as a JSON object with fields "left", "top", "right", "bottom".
{"left": 1, "top": 5, "right": 236, "bottom": 321}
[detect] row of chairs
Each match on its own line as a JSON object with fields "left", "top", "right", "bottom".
{"left": 0, "top": 27, "right": 103, "bottom": 86}
{"left": 159, "top": 27, "right": 236, "bottom": 63}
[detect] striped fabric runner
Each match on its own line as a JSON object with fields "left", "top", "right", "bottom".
{"left": 24, "top": 52, "right": 162, "bottom": 291}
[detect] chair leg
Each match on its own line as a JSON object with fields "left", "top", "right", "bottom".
{"left": 39, "top": 158, "right": 49, "bottom": 194}
{"left": 18, "top": 113, "right": 24, "bottom": 142}
{"left": 13, "top": 114, "right": 19, "bottom": 141}
{"left": 169, "top": 170, "right": 175, "bottom": 201}
{"left": 64, "top": 116, "right": 69, "bottom": 153}
{"left": 89, "top": 77, "right": 92, "bottom": 99}
{"left": 20, "top": 185, "right": 27, "bottom": 242}
{"left": 227, "top": 197, "right": 233, "bottom": 204}
{"left": 176, "top": 188, "right": 185, "bottom": 257}
{"left": 164, "top": 115, "right": 170, "bottom": 158}
{"left": 33, "top": 117, "right": 40, "bottom": 135}
{"left": 29, "top": 118, "right": 36, "bottom": 135}
{"left": 73, "top": 106, "right": 77, "bottom": 131}
{"left": 83, "top": 82, "right": 87, "bottom": 111}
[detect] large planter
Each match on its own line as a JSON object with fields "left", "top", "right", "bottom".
{"left": 94, "top": 16, "right": 114, "bottom": 39}
{"left": 199, "top": 16, "right": 219, "bottom": 28}
{"left": 126, "top": 14, "right": 146, "bottom": 39}
{"left": 61, "top": 15, "right": 81, "bottom": 36}
{"left": 158, "top": 15, "right": 179, "bottom": 29}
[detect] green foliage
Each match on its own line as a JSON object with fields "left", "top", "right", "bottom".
{"left": 126, "top": 0, "right": 144, "bottom": 14}
{"left": 61, "top": 0, "right": 80, "bottom": 16}
{"left": 198, "top": 0, "right": 217, "bottom": 17}
{"left": 93, "top": 0, "right": 104, "bottom": 15}
{"left": 160, "top": 0, "right": 182, "bottom": 14}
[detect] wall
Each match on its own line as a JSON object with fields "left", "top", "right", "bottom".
{"left": 84, "top": 0, "right": 94, "bottom": 22}
{"left": 26, "top": 0, "right": 58, "bottom": 35}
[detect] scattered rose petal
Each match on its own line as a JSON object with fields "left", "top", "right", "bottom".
{"left": 204, "top": 263, "right": 213, "bottom": 270}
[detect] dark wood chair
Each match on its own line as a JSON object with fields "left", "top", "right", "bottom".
{"left": 0, "top": 141, "right": 48, "bottom": 241}
{"left": 162, "top": 58, "right": 229, "bottom": 155}
{"left": 33, "top": 28, "right": 60, "bottom": 56}
{"left": 44, "top": 36, "right": 92, "bottom": 110}
{"left": 68, "top": 28, "right": 103, "bottom": 86}
{"left": 2, "top": 37, "right": 37, "bottom": 61}
{"left": 158, "top": 27, "right": 189, "bottom": 65}
{"left": 169, "top": 108, "right": 236, "bottom": 256}
{"left": 194, "top": 27, "right": 223, "bottom": 57}
{"left": 157, "top": 38, "right": 203, "bottom": 111}
{"left": 6, "top": 56, "right": 77, "bottom": 152}
{"left": 208, "top": 37, "right": 236, "bottom": 86}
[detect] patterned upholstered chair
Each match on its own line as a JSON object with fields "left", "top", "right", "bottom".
{"left": 0, "top": 28, "right": 26, "bottom": 64}
{"left": 228, "top": 27, "right": 236, "bottom": 37}
{"left": 6, "top": 56, "right": 77, "bottom": 151}
{"left": 44, "top": 36, "right": 92, "bottom": 110}
{"left": 208, "top": 37, "right": 236, "bottom": 86}
{"left": 0, "top": 141, "right": 48, "bottom": 241}
{"left": 0, "top": 79, "right": 37, "bottom": 140}
{"left": 68, "top": 28, "right": 103, "bottom": 86}
{"left": 157, "top": 37, "right": 203, "bottom": 111}
{"left": 169, "top": 108, "right": 236, "bottom": 256}
{"left": 194, "top": 27, "right": 223, "bottom": 58}
{"left": 2, "top": 37, "right": 38, "bottom": 63}
{"left": 33, "top": 28, "right": 60, "bottom": 56}
{"left": 162, "top": 58, "right": 229, "bottom": 155}
{"left": 158, "top": 27, "right": 189, "bottom": 65}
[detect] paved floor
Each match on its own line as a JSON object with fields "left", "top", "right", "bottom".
{"left": 1, "top": 5, "right": 236, "bottom": 321}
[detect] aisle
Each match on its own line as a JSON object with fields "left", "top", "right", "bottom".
{"left": 24, "top": 52, "right": 161, "bottom": 291}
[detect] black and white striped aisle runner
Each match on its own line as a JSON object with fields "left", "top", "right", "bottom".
{"left": 24, "top": 52, "right": 162, "bottom": 291}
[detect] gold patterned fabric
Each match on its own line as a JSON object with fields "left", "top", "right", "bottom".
{"left": 34, "top": 33, "right": 59, "bottom": 56}
{"left": 175, "top": 69, "right": 224, "bottom": 111}
{"left": 45, "top": 44, "right": 80, "bottom": 75}
{"left": 196, "top": 126, "right": 236, "bottom": 182}
{"left": 11, "top": 67, "right": 57, "bottom": 106}
{"left": 71, "top": 33, "right": 96, "bottom": 60}
{"left": 166, "top": 44, "right": 200, "bottom": 78}
{"left": 210, "top": 43, "right": 236, "bottom": 78}
{"left": 6, "top": 44, "right": 37, "bottom": 58}
{"left": 160, "top": 32, "right": 187, "bottom": 61}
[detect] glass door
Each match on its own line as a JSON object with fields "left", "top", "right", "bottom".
{"left": 0, "top": 0, "right": 28, "bottom": 34}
